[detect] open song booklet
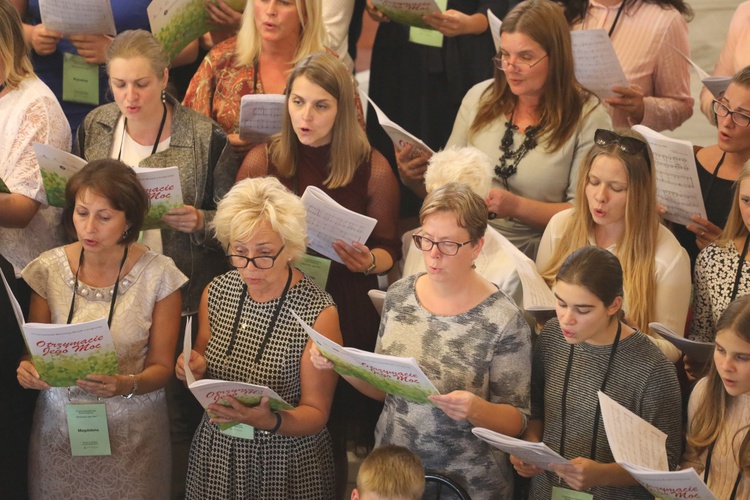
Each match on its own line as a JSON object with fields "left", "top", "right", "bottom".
{"left": 649, "top": 322, "right": 714, "bottom": 363}
{"left": 291, "top": 310, "right": 440, "bottom": 404}
{"left": 38, "top": 0, "right": 116, "bottom": 36}
{"left": 598, "top": 391, "right": 717, "bottom": 500}
{"left": 571, "top": 29, "right": 629, "bottom": 101}
{"left": 238, "top": 94, "right": 286, "bottom": 143}
{"left": 181, "top": 317, "right": 293, "bottom": 434}
{"left": 0, "top": 268, "right": 118, "bottom": 387}
{"left": 668, "top": 44, "right": 731, "bottom": 98}
{"left": 370, "top": 0, "right": 441, "bottom": 29}
{"left": 471, "top": 427, "right": 571, "bottom": 471}
{"left": 362, "top": 91, "right": 434, "bottom": 160}
{"left": 33, "top": 143, "right": 184, "bottom": 230}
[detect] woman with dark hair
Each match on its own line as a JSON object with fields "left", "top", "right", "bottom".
{"left": 511, "top": 246, "right": 682, "bottom": 499}
{"left": 560, "top": 0, "right": 693, "bottom": 131}
{"left": 398, "top": 0, "right": 612, "bottom": 259}
{"left": 16, "top": 159, "right": 186, "bottom": 498}
{"left": 682, "top": 295, "right": 750, "bottom": 499}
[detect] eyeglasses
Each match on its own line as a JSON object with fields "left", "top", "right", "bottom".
{"left": 493, "top": 53, "right": 548, "bottom": 72}
{"left": 226, "top": 245, "right": 285, "bottom": 270}
{"left": 712, "top": 99, "right": 750, "bottom": 127}
{"left": 412, "top": 234, "right": 472, "bottom": 256}
{"left": 594, "top": 129, "right": 652, "bottom": 169}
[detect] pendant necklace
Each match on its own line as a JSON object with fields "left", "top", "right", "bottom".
{"left": 495, "top": 109, "right": 541, "bottom": 190}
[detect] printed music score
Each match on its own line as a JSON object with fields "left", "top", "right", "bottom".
{"left": 238, "top": 95, "right": 286, "bottom": 143}
{"left": 571, "top": 29, "right": 629, "bottom": 100}
{"left": 38, "top": 0, "right": 116, "bottom": 36}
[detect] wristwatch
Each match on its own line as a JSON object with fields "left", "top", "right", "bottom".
{"left": 363, "top": 252, "right": 377, "bottom": 275}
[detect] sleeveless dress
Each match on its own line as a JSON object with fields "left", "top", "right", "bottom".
{"left": 185, "top": 270, "right": 336, "bottom": 499}
{"left": 21, "top": 247, "right": 187, "bottom": 500}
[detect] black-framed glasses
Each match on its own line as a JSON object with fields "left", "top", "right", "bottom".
{"left": 594, "top": 129, "right": 651, "bottom": 169}
{"left": 226, "top": 245, "right": 285, "bottom": 269}
{"left": 412, "top": 234, "right": 471, "bottom": 256}
{"left": 712, "top": 99, "right": 750, "bottom": 127}
{"left": 493, "top": 53, "right": 548, "bottom": 72}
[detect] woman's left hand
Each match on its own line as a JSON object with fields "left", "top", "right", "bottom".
{"left": 423, "top": 10, "right": 481, "bottom": 37}
{"left": 332, "top": 240, "right": 373, "bottom": 274}
{"left": 550, "top": 458, "right": 605, "bottom": 491}
{"left": 205, "top": 0, "right": 243, "bottom": 31}
{"left": 606, "top": 85, "right": 645, "bottom": 124}
{"left": 77, "top": 373, "right": 128, "bottom": 398}
{"left": 686, "top": 215, "right": 722, "bottom": 250}
{"left": 67, "top": 34, "right": 114, "bottom": 64}
{"left": 486, "top": 188, "right": 518, "bottom": 220}
{"left": 162, "top": 205, "right": 204, "bottom": 233}
{"left": 428, "top": 391, "right": 478, "bottom": 422}
{"left": 208, "top": 395, "right": 278, "bottom": 430}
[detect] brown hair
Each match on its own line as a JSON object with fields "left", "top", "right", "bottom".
{"left": 0, "top": 0, "right": 35, "bottom": 89}
{"left": 106, "top": 30, "right": 170, "bottom": 77}
{"left": 419, "top": 182, "right": 488, "bottom": 244}
{"left": 63, "top": 159, "right": 149, "bottom": 244}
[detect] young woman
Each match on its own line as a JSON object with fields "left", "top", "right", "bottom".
{"left": 512, "top": 246, "right": 682, "bottom": 499}
{"left": 682, "top": 295, "right": 750, "bottom": 499}
{"left": 397, "top": 0, "right": 612, "bottom": 259}
{"left": 673, "top": 66, "right": 750, "bottom": 266}
{"left": 536, "top": 129, "right": 690, "bottom": 362}
{"left": 690, "top": 160, "right": 750, "bottom": 343}
{"left": 16, "top": 160, "right": 186, "bottom": 499}
{"left": 312, "top": 182, "right": 532, "bottom": 499}
{"left": 237, "top": 51, "right": 400, "bottom": 496}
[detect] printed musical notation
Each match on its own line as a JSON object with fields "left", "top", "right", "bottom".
{"left": 38, "top": 0, "right": 116, "bottom": 36}
{"left": 238, "top": 95, "right": 286, "bottom": 143}
{"left": 571, "top": 30, "right": 629, "bottom": 100}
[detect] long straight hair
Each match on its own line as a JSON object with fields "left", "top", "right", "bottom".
{"left": 469, "top": 0, "right": 595, "bottom": 153}
{"left": 269, "top": 52, "right": 369, "bottom": 189}
{"left": 718, "top": 160, "right": 750, "bottom": 244}
{"left": 540, "top": 129, "right": 659, "bottom": 334}
{"left": 0, "top": 0, "right": 35, "bottom": 89}
{"left": 687, "top": 295, "right": 750, "bottom": 477}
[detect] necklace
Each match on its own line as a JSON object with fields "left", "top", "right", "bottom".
{"left": 495, "top": 110, "right": 541, "bottom": 189}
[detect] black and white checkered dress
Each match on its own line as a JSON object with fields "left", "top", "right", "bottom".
{"left": 185, "top": 270, "right": 335, "bottom": 499}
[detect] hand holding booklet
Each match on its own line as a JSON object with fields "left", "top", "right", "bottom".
{"left": 292, "top": 310, "right": 440, "bottom": 404}
{"left": 471, "top": 427, "right": 571, "bottom": 471}
{"left": 362, "top": 92, "right": 434, "bottom": 160}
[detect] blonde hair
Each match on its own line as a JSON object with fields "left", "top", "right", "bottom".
{"left": 420, "top": 182, "right": 488, "bottom": 244}
{"left": 0, "top": 0, "right": 35, "bottom": 89}
{"left": 470, "top": 0, "right": 595, "bottom": 153}
{"left": 234, "top": 0, "right": 325, "bottom": 67}
{"left": 687, "top": 295, "right": 750, "bottom": 476}
{"left": 106, "top": 30, "right": 170, "bottom": 77}
{"left": 211, "top": 176, "right": 307, "bottom": 261}
{"left": 718, "top": 159, "right": 750, "bottom": 244}
{"left": 269, "top": 52, "right": 370, "bottom": 189}
{"left": 540, "top": 129, "right": 659, "bottom": 334}
{"left": 424, "top": 146, "right": 494, "bottom": 198}
{"left": 356, "top": 445, "right": 425, "bottom": 500}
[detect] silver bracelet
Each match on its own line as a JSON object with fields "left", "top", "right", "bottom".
{"left": 121, "top": 374, "right": 138, "bottom": 399}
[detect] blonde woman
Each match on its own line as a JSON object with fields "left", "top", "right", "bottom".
{"left": 183, "top": 0, "right": 325, "bottom": 159}
{"left": 536, "top": 129, "right": 691, "bottom": 362}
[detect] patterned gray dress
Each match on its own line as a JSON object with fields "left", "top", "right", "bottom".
{"left": 374, "top": 274, "right": 532, "bottom": 499}
{"left": 185, "top": 270, "right": 336, "bottom": 499}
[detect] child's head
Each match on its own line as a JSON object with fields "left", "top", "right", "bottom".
{"left": 352, "top": 445, "right": 425, "bottom": 500}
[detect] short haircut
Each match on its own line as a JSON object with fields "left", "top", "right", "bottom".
{"left": 106, "top": 29, "right": 170, "bottom": 77}
{"left": 419, "top": 182, "right": 488, "bottom": 243}
{"left": 0, "top": 0, "right": 35, "bottom": 89}
{"left": 211, "top": 176, "right": 307, "bottom": 261}
{"left": 556, "top": 246, "right": 624, "bottom": 309}
{"left": 356, "top": 445, "right": 425, "bottom": 500}
{"left": 62, "top": 159, "right": 149, "bottom": 244}
{"left": 424, "top": 146, "right": 494, "bottom": 198}
{"left": 731, "top": 64, "right": 750, "bottom": 88}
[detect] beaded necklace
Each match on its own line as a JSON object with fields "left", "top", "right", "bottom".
{"left": 495, "top": 110, "right": 541, "bottom": 189}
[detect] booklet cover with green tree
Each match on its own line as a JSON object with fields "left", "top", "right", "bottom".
{"left": 291, "top": 310, "right": 440, "bottom": 404}
{"left": 371, "top": 0, "right": 441, "bottom": 29}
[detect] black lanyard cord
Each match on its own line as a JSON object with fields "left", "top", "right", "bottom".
{"left": 583, "top": 0, "right": 627, "bottom": 38}
{"left": 559, "top": 321, "right": 622, "bottom": 461}
{"left": 703, "top": 442, "right": 742, "bottom": 499}
{"left": 730, "top": 234, "right": 750, "bottom": 303}
{"left": 67, "top": 245, "right": 129, "bottom": 328}
{"left": 117, "top": 101, "right": 168, "bottom": 162}
{"left": 703, "top": 151, "right": 726, "bottom": 204}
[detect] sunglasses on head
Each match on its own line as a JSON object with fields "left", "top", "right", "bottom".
{"left": 594, "top": 129, "right": 651, "bottom": 169}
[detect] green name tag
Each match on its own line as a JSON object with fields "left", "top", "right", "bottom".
{"left": 62, "top": 53, "right": 100, "bottom": 106}
{"left": 66, "top": 403, "right": 111, "bottom": 456}
{"left": 551, "top": 486, "right": 594, "bottom": 500}
{"left": 220, "top": 423, "right": 255, "bottom": 440}
{"left": 409, "top": 0, "right": 447, "bottom": 47}
{"left": 295, "top": 254, "right": 331, "bottom": 290}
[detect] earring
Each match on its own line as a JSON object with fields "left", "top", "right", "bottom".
{"left": 122, "top": 228, "right": 129, "bottom": 240}
{"left": 161, "top": 88, "right": 166, "bottom": 103}
{"left": 471, "top": 262, "right": 476, "bottom": 270}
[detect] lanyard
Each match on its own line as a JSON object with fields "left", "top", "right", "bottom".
{"left": 730, "top": 235, "right": 750, "bottom": 303}
{"left": 703, "top": 442, "right": 742, "bottom": 499}
{"left": 225, "top": 266, "right": 293, "bottom": 364}
{"left": 117, "top": 101, "right": 168, "bottom": 162}
{"left": 67, "top": 245, "right": 129, "bottom": 328}
{"left": 559, "top": 321, "right": 622, "bottom": 461}
{"left": 584, "top": 0, "right": 627, "bottom": 38}
{"left": 703, "top": 151, "right": 726, "bottom": 204}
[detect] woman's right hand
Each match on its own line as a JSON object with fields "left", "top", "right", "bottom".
{"left": 309, "top": 345, "right": 334, "bottom": 371}
{"left": 683, "top": 354, "right": 708, "bottom": 382}
{"left": 510, "top": 455, "right": 545, "bottom": 478}
{"left": 228, "top": 134, "right": 254, "bottom": 159}
{"left": 30, "top": 24, "right": 63, "bottom": 56}
{"left": 17, "top": 360, "right": 51, "bottom": 390}
{"left": 395, "top": 144, "right": 430, "bottom": 190}
{"left": 365, "top": 0, "right": 390, "bottom": 23}
{"left": 175, "top": 349, "right": 206, "bottom": 382}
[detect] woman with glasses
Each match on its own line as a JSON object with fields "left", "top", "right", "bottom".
{"left": 672, "top": 66, "right": 750, "bottom": 267}
{"left": 536, "top": 128, "right": 690, "bottom": 362}
{"left": 397, "top": 0, "right": 611, "bottom": 260}
{"left": 312, "top": 182, "right": 532, "bottom": 499}
{"left": 561, "top": 0, "right": 693, "bottom": 131}
{"left": 175, "top": 176, "right": 342, "bottom": 499}
{"left": 689, "top": 160, "right": 750, "bottom": 345}
{"left": 512, "top": 246, "right": 682, "bottom": 499}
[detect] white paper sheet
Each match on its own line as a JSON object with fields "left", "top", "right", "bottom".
{"left": 668, "top": 44, "right": 731, "bottom": 97}
{"left": 487, "top": 9, "right": 502, "bottom": 52}
{"left": 238, "top": 94, "right": 286, "bottom": 142}
{"left": 471, "top": 427, "right": 571, "bottom": 472}
{"left": 493, "top": 231, "right": 555, "bottom": 311}
{"left": 571, "top": 29, "right": 629, "bottom": 100}
{"left": 362, "top": 92, "right": 434, "bottom": 159}
{"left": 38, "top": 0, "right": 116, "bottom": 36}
{"left": 619, "top": 463, "right": 717, "bottom": 500}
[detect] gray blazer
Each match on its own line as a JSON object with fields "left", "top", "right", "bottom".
{"left": 74, "top": 94, "right": 238, "bottom": 313}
